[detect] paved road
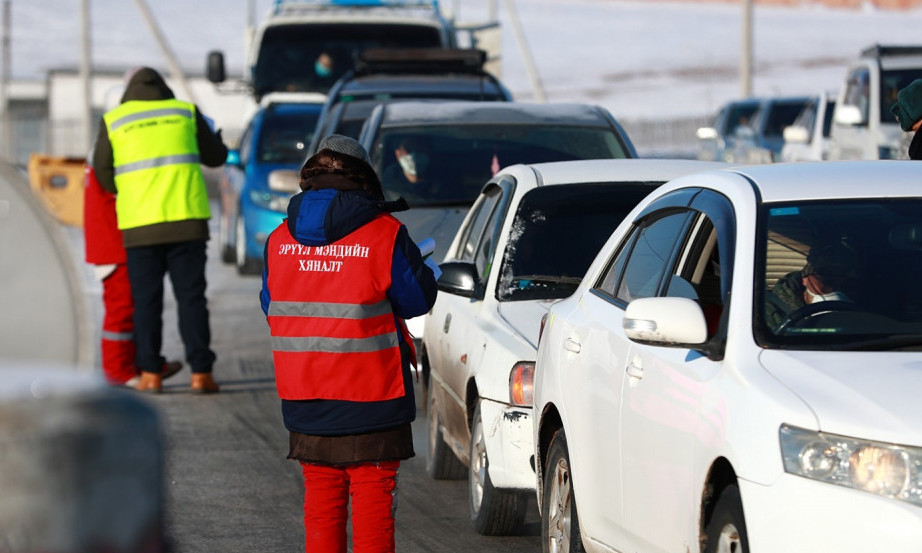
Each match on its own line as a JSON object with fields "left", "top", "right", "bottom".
{"left": 97, "top": 225, "right": 542, "bottom": 552}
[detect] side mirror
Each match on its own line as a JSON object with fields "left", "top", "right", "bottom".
{"left": 437, "top": 261, "right": 482, "bottom": 298}
{"left": 623, "top": 297, "right": 707, "bottom": 346}
{"left": 225, "top": 149, "right": 240, "bottom": 166}
{"left": 782, "top": 125, "right": 810, "bottom": 144}
{"left": 207, "top": 50, "right": 226, "bottom": 84}
{"left": 697, "top": 127, "right": 718, "bottom": 140}
{"left": 834, "top": 104, "right": 866, "bottom": 126}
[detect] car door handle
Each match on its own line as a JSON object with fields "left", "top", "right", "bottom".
{"left": 564, "top": 338, "right": 581, "bottom": 353}
{"left": 443, "top": 313, "right": 452, "bottom": 334}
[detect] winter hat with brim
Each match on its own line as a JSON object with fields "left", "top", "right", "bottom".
{"left": 892, "top": 79, "right": 922, "bottom": 131}
{"left": 314, "top": 134, "right": 371, "bottom": 165}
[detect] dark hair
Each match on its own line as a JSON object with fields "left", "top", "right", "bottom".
{"left": 299, "top": 149, "right": 383, "bottom": 200}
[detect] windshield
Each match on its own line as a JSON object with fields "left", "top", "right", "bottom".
{"left": 758, "top": 100, "right": 809, "bottom": 139}
{"left": 371, "top": 125, "right": 630, "bottom": 206}
{"left": 880, "top": 68, "right": 922, "bottom": 124}
{"left": 253, "top": 23, "right": 443, "bottom": 97}
{"left": 497, "top": 183, "right": 655, "bottom": 302}
{"left": 757, "top": 198, "right": 922, "bottom": 350}
{"left": 257, "top": 110, "right": 320, "bottom": 164}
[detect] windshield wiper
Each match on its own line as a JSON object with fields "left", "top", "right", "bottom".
{"left": 837, "top": 334, "right": 922, "bottom": 351}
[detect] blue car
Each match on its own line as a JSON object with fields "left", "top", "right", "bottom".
{"left": 218, "top": 99, "right": 322, "bottom": 274}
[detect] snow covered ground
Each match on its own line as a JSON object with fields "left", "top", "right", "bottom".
{"left": 8, "top": 0, "right": 922, "bottom": 151}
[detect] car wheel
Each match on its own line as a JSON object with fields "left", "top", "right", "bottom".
{"left": 542, "top": 429, "right": 584, "bottom": 553}
{"left": 235, "top": 216, "right": 262, "bottom": 275}
{"left": 703, "top": 485, "right": 749, "bottom": 553}
{"left": 469, "top": 401, "right": 527, "bottom": 536}
{"left": 218, "top": 214, "right": 235, "bottom": 264}
{"left": 425, "top": 380, "right": 466, "bottom": 480}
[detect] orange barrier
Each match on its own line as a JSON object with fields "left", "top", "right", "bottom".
{"left": 27, "top": 154, "right": 85, "bottom": 228}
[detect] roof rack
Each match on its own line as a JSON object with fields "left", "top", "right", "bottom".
{"left": 355, "top": 48, "right": 487, "bottom": 74}
{"left": 861, "top": 44, "right": 922, "bottom": 59}
{"left": 273, "top": 0, "right": 441, "bottom": 15}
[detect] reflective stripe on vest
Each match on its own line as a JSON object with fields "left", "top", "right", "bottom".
{"left": 103, "top": 99, "right": 209, "bottom": 230}
{"left": 266, "top": 215, "right": 405, "bottom": 402}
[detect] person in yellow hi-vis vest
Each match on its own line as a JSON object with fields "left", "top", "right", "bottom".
{"left": 92, "top": 67, "right": 227, "bottom": 394}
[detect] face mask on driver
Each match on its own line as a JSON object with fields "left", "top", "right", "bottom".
{"left": 315, "top": 60, "right": 332, "bottom": 78}
{"left": 398, "top": 152, "right": 428, "bottom": 178}
{"left": 805, "top": 288, "right": 848, "bottom": 303}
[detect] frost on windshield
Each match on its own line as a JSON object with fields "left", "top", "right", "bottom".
{"left": 498, "top": 209, "right": 581, "bottom": 301}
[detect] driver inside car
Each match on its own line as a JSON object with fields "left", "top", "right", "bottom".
{"left": 766, "top": 242, "right": 859, "bottom": 330}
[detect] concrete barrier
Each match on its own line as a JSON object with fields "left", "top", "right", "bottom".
{"left": 0, "top": 160, "right": 91, "bottom": 368}
{"left": 0, "top": 367, "right": 164, "bottom": 553}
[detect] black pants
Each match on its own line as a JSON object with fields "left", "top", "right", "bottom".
{"left": 126, "top": 240, "right": 215, "bottom": 374}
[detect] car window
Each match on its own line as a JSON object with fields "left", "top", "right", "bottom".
{"left": 455, "top": 185, "right": 502, "bottom": 263}
{"left": 372, "top": 125, "right": 630, "bottom": 206}
{"left": 498, "top": 183, "right": 656, "bottom": 302}
{"left": 257, "top": 111, "right": 320, "bottom": 164}
{"left": 238, "top": 121, "right": 255, "bottom": 165}
{"left": 762, "top": 101, "right": 809, "bottom": 139}
{"left": 614, "top": 211, "right": 692, "bottom": 303}
{"left": 596, "top": 226, "right": 639, "bottom": 299}
{"left": 723, "top": 104, "right": 758, "bottom": 136}
{"left": 758, "top": 199, "right": 922, "bottom": 349}
{"left": 879, "top": 68, "right": 922, "bottom": 124}
{"left": 252, "top": 23, "right": 444, "bottom": 97}
{"left": 474, "top": 188, "right": 509, "bottom": 282}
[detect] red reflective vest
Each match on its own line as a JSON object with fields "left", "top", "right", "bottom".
{"left": 266, "top": 214, "right": 408, "bottom": 402}
{"left": 83, "top": 165, "right": 126, "bottom": 265}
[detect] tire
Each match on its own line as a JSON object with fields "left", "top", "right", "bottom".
{"left": 542, "top": 430, "right": 584, "bottom": 553}
{"left": 218, "top": 214, "right": 235, "bottom": 264}
{"left": 703, "top": 485, "right": 749, "bottom": 553}
{"left": 425, "top": 380, "right": 466, "bottom": 480}
{"left": 469, "top": 402, "right": 527, "bottom": 536}
{"left": 235, "top": 216, "right": 262, "bottom": 275}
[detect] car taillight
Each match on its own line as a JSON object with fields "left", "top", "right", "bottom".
{"left": 509, "top": 362, "right": 535, "bottom": 406}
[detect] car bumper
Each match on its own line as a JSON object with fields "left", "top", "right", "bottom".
{"left": 242, "top": 204, "right": 285, "bottom": 257}
{"left": 479, "top": 397, "right": 535, "bottom": 491}
{"left": 740, "top": 474, "right": 922, "bottom": 551}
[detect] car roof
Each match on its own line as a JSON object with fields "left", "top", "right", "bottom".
{"left": 499, "top": 159, "right": 730, "bottom": 188}
{"left": 260, "top": 101, "right": 325, "bottom": 116}
{"left": 683, "top": 161, "right": 922, "bottom": 203}
{"left": 373, "top": 101, "right": 614, "bottom": 126}
{"left": 334, "top": 73, "right": 507, "bottom": 98}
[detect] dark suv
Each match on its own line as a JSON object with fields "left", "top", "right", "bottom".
{"left": 306, "top": 48, "right": 512, "bottom": 154}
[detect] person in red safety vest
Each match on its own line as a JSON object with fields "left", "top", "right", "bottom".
{"left": 260, "top": 135, "right": 438, "bottom": 553}
{"left": 83, "top": 161, "right": 182, "bottom": 386}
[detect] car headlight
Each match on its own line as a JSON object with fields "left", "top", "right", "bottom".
{"left": 249, "top": 189, "right": 290, "bottom": 213}
{"left": 780, "top": 424, "right": 922, "bottom": 507}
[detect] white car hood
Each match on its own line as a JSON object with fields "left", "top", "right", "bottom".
{"left": 759, "top": 349, "right": 922, "bottom": 447}
{"left": 497, "top": 300, "right": 557, "bottom": 350}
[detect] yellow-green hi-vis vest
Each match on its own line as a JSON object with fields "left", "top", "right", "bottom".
{"left": 103, "top": 99, "right": 210, "bottom": 231}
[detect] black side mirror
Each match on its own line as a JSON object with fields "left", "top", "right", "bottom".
{"left": 207, "top": 50, "right": 226, "bottom": 84}
{"left": 437, "top": 261, "right": 482, "bottom": 298}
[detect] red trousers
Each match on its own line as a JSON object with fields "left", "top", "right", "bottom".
{"left": 100, "top": 264, "right": 137, "bottom": 384}
{"left": 301, "top": 461, "right": 399, "bottom": 553}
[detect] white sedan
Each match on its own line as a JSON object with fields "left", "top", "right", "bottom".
{"left": 421, "top": 159, "right": 725, "bottom": 536}
{"left": 534, "top": 160, "right": 922, "bottom": 553}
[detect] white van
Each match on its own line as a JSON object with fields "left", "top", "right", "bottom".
{"left": 206, "top": 1, "right": 500, "bottom": 104}
{"left": 827, "top": 44, "right": 922, "bottom": 160}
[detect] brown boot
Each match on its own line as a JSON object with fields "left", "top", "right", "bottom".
{"left": 161, "top": 360, "right": 184, "bottom": 380}
{"left": 190, "top": 373, "right": 220, "bottom": 394}
{"left": 134, "top": 371, "right": 162, "bottom": 394}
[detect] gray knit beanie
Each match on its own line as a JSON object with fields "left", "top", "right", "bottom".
{"left": 316, "top": 134, "right": 371, "bottom": 165}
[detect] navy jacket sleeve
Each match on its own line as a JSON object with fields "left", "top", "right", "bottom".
{"left": 388, "top": 226, "right": 438, "bottom": 319}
